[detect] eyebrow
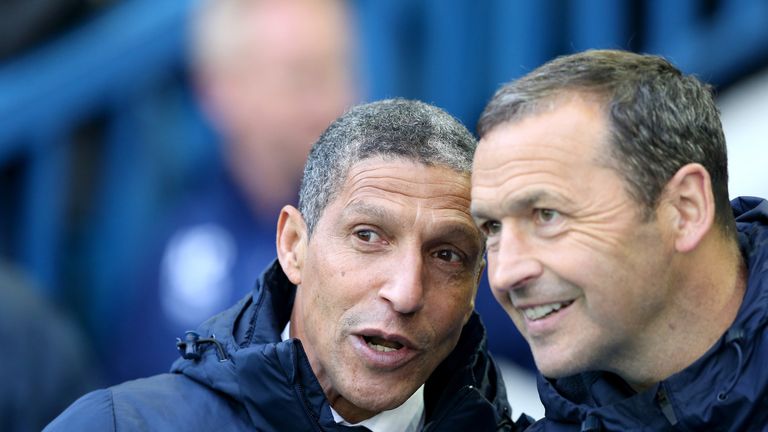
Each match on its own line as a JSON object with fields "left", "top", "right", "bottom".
{"left": 342, "top": 201, "right": 394, "bottom": 221}
{"left": 506, "top": 190, "right": 550, "bottom": 213}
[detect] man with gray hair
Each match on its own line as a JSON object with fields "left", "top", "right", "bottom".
{"left": 471, "top": 49, "right": 768, "bottom": 430}
{"left": 48, "top": 99, "right": 531, "bottom": 431}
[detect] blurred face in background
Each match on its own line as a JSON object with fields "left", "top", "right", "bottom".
{"left": 193, "top": 0, "right": 357, "bottom": 203}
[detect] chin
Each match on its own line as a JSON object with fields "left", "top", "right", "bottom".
{"left": 348, "top": 394, "right": 407, "bottom": 416}
{"left": 345, "top": 382, "right": 411, "bottom": 411}
{"left": 533, "top": 354, "right": 582, "bottom": 379}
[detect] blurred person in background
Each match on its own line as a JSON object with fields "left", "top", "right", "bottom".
{"left": 47, "top": 98, "right": 530, "bottom": 431}
{"left": 472, "top": 49, "right": 768, "bottom": 430}
{"left": 108, "top": 0, "right": 358, "bottom": 382}
{"left": 0, "top": 261, "right": 101, "bottom": 432}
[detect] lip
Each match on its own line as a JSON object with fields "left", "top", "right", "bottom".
{"left": 350, "top": 328, "right": 420, "bottom": 370}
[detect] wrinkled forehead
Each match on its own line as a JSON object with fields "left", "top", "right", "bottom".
{"left": 339, "top": 157, "right": 471, "bottom": 199}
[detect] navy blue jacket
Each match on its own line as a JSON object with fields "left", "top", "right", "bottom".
{"left": 46, "top": 261, "right": 529, "bottom": 431}
{"left": 529, "top": 197, "right": 768, "bottom": 431}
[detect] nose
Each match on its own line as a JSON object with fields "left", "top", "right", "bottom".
{"left": 487, "top": 226, "right": 543, "bottom": 294}
{"left": 378, "top": 251, "right": 426, "bottom": 314}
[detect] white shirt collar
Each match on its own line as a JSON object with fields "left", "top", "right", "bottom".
{"left": 330, "top": 385, "right": 424, "bottom": 432}
{"left": 281, "top": 322, "right": 425, "bottom": 432}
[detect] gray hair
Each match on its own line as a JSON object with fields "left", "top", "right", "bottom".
{"left": 478, "top": 49, "right": 734, "bottom": 237}
{"left": 299, "top": 98, "right": 476, "bottom": 236}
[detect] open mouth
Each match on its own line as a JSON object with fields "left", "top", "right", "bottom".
{"left": 353, "top": 331, "right": 417, "bottom": 368}
{"left": 522, "top": 300, "right": 574, "bottom": 321}
{"left": 363, "top": 335, "right": 404, "bottom": 352}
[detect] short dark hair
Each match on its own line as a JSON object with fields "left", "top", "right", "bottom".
{"left": 299, "top": 98, "right": 477, "bottom": 235}
{"left": 478, "top": 49, "right": 734, "bottom": 236}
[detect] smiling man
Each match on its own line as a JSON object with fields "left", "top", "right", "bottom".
{"left": 471, "top": 50, "right": 768, "bottom": 430}
{"left": 47, "top": 99, "right": 530, "bottom": 431}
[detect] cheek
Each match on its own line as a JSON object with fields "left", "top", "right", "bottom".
{"left": 545, "top": 231, "right": 623, "bottom": 286}
{"left": 429, "top": 287, "right": 476, "bottom": 336}
{"left": 427, "top": 309, "right": 468, "bottom": 357}
{"left": 489, "top": 287, "right": 526, "bottom": 329}
{"left": 563, "top": 254, "right": 640, "bottom": 328}
{"left": 490, "top": 284, "right": 512, "bottom": 309}
{"left": 302, "top": 252, "right": 350, "bottom": 319}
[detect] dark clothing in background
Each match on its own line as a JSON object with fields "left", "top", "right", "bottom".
{"left": 0, "top": 263, "right": 100, "bottom": 432}
{"left": 48, "top": 261, "right": 530, "bottom": 431}
{"left": 108, "top": 165, "right": 279, "bottom": 382}
{"left": 529, "top": 197, "right": 768, "bottom": 431}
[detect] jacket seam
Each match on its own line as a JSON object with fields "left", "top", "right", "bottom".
{"left": 109, "top": 388, "right": 117, "bottom": 432}
{"left": 293, "top": 383, "right": 323, "bottom": 432}
{"left": 289, "top": 343, "right": 323, "bottom": 432}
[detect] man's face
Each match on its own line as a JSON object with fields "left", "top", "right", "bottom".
{"left": 203, "top": 0, "right": 355, "bottom": 179}
{"left": 471, "top": 97, "right": 677, "bottom": 379}
{"left": 290, "top": 158, "right": 483, "bottom": 420}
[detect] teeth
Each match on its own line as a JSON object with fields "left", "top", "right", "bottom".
{"left": 367, "top": 341, "right": 397, "bottom": 352}
{"left": 523, "top": 302, "right": 568, "bottom": 321}
{"left": 364, "top": 336, "right": 403, "bottom": 352}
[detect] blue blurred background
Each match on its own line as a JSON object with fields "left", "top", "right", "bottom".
{"left": 2, "top": 0, "right": 768, "bottom": 429}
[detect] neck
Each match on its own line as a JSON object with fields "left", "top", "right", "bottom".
{"left": 621, "top": 234, "right": 747, "bottom": 391}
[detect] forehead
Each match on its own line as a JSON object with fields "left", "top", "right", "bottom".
{"left": 339, "top": 157, "right": 471, "bottom": 207}
{"left": 472, "top": 98, "right": 617, "bottom": 213}
{"left": 251, "top": 1, "right": 348, "bottom": 54}
{"left": 478, "top": 97, "right": 607, "bottom": 164}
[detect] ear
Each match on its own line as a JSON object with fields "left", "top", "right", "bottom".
{"left": 662, "top": 163, "right": 715, "bottom": 253}
{"left": 276, "top": 205, "right": 308, "bottom": 285}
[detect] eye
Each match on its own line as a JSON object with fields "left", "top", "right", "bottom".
{"left": 355, "top": 229, "right": 382, "bottom": 243}
{"left": 481, "top": 220, "right": 502, "bottom": 236}
{"left": 534, "top": 208, "right": 561, "bottom": 224}
{"left": 434, "top": 249, "right": 463, "bottom": 263}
